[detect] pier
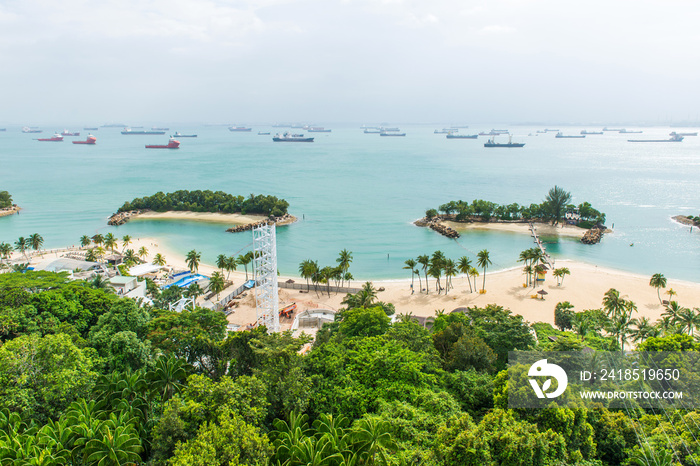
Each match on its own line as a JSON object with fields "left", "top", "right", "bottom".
{"left": 529, "top": 222, "right": 555, "bottom": 269}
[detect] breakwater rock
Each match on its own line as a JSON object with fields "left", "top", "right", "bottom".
{"left": 413, "top": 216, "right": 460, "bottom": 239}
{"left": 108, "top": 210, "right": 147, "bottom": 226}
{"left": 581, "top": 228, "right": 604, "bottom": 244}
{"left": 226, "top": 214, "right": 297, "bottom": 233}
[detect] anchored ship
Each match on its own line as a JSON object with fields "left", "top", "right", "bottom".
{"left": 484, "top": 135, "right": 524, "bottom": 147}
{"left": 73, "top": 135, "right": 97, "bottom": 145}
{"left": 145, "top": 137, "right": 181, "bottom": 149}
{"left": 273, "top": 132, "right": 314, "bottom": 142}
{"left": 122, "top": 128, "right": 166, "bottom": 135}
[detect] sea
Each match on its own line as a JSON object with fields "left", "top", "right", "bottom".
{"left": 1, "top": 125, "right": 699, "bottom": 281}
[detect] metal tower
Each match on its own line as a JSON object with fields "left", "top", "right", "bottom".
{"left": 252, "top": 222, "right": 280, "bottom": 332}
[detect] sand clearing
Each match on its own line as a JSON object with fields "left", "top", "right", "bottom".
{"left": 444, "top": 220, "right": 587, "bottom": 239}
{"left": 129, "top": 211, "right": 269, "bottom": 225}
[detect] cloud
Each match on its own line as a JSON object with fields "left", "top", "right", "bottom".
{"left": 479, "top": 24, "right": 515, "bottom": 35}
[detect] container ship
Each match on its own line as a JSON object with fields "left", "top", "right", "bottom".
{"left": 122, "top": 128, "right": 166, "bottom": 135}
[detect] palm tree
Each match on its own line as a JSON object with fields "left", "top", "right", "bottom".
{"left": 319, "top": 266, "right": 334, "bottom": 297}
{"left": 662, "top": 301, "right": 685, "bottom": 324}
{"left": 572, "top": 312, "right": 593, "bottom": 340}
{"left": 476, "top": 249, "right": 491, "bottom": 292}
{"left": 443, "top": 258, "right": 458, "bottom": 294}
{"left": 89, "top": 274, "right": 113, "bottom": 292}
{"left": 545, "top": 185, "right": 572, "bottom": 225}
{"left": 468, "top": 266, "right": 479, "bottom": 291}
{"left": 184, "top": 282, "right": 204, "bottom": 300}
{"left": 649, "top": 273, "right": 667, "bottom": 304}
{"left": 94, "top": 246, "right": 105, "bottom": 261}
{"left": 351, "top": 417, "right": 397, "bottom": 464}
{"left": 665, "top": 288, "right": 677, "bottom": 302}
{"left": 121, "top": 235, "right": 132, "bottom": 252}
{"left": 602, "top": 288, "right": 626, "bottom": 320}
{"left": 208, "top": 271, "right": 226, "bottom": 300}
{"left": 80, "top": 235, "right": 91, "bottom": 248}
{"left": 457, "top": 256, "right": 473, "bottom": 292}
{"left": 92, "top": 233, "right": 104, "bottom": 247}
{"left": 336, "top": 249, "right": 353, "bottom": 287}
{"left": 84, "top": 425, "right": 142, "bottom": 465}
{"left": 14, "top": 237, "right": 28, "bottom": 259}
{"left": 186, "top": 250, "right": 201, "bottom": 273}
{"left": 428, "top": 262, "right": 443, "bottom": 294}
{"left": 104, "top": 233, "right": 117, "bottom": 252}
{"left": 417, "top": 255, "right": 430, "bottom": 294}
{"left": 237, "top": 252, "right": 252, "bottom": 280}
{"left": 523, "top": 265, "right": 533, "bottom": 288}
{"left": 146, "top": 355, "right": 191, "bottom": 402}
{"left": 28, "top": 233, "right": 43, "bottom": 252}
{"left": 630, "top": 316, "right": 659, "bottom": 343}
{"left": 152, "top": 253, "right": 166, "bottom": 266}
{"left": 677, "top": 307, "right": 700, "bottom": 336}
{"left": 0, "top": 242, "right": 13, "bottom": 260}
{"left": 85, "top": 248, "right": 98, "bottom": 262}
{"left": 224, "top": 256, "right": 237, "bottom": 280}
{"left": 216, "top": 254, "right": 228, "bottom": 273}
{"left": 137, "top": 246, "right": 148, "bottom": 260}
{"left": 553, "top": 267, "right": 570, "bottom": 286}
{"left": 403, "top": 259, "right": 417, "bottom": 292}
{"left": 123, "top": 249, "right": 137, "bottom": 266}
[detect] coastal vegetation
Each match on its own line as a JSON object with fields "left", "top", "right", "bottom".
{"left": 0, "top": 269, "right": 698, "bottom": 464}
{"left": 0, "top": 191, "right": 13, "bottom": 209}
{"left": 116, "top": 189, "right": 290, "bottom": 217}
{"left": 426, "top": 186, "right": 606, "bottom": 226}
{"left": 298, "top": 250, "right": 355, "bottom": 297}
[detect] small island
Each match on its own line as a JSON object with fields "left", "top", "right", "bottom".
{"left": 416, "top": 186, "right": 608, "bottom": 244}
{"left": 673, "top": 215, "right": 700, "bottom": 228}
{"left": 108, "top": 190, "right": 296, "bottom": 231}
{"left": 0, "top": 191, "right": 20, "bottom": 218}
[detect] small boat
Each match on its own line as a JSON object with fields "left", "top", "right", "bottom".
{"left": 555, "top": 132, "right": 585, "bottom": 138}
{"left": 173, "top": 132, "right": 197, "bottom": 138}
{"left": 581, "top": 130, "right": 603, "bottom": 135}
{"left": 446, "top": 133, "right": 478, "bottom": 139}
{"left": 484, "top": 135, "right": 524, "bottom": 147}
{"left": 37, "top": 133, "right": 64, "bottom": 142}
{"left": 229, "top": 126, "right": 252, "bottom": 132}
{"left": 73, "top": 134, "right": 97, "bottom": 145}
{"left": 61, "top": 130, "right": 80, "bottom": 136}
{"left": 122, "top": 128, "right": 166, "bottom": 135}
{"left": 619, "top": 129, "right": 642, "bottom": 133}
{"left": 258, "top": 131, "right": 271, "bottom": 135}
{"left": 273, "top": 132, "right": 314, "bottom": 142}
{"left": 308, "top": 127, "right": 331, "bottom": 132}
{"left": 670, "top": 131, "right": 697, "bottom": 136}
{"left": 380, "top": 131, "right": 406, "bottom": 136}
{"left": 22, "top": 127, "right": 42, "bottom": 133}
{"left": 145, "top": 137, "right": 181, "bottom": 149}
{"left": 628, "top": 134, "right": 684, "bottom": 143}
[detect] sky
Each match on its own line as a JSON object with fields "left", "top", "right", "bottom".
{"left": 1, "top": 0, "right": 699, "bottom": 125}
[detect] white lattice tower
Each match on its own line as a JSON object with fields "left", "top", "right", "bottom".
{"left": 252, "top": 223, "right": 280, "bottom": 332}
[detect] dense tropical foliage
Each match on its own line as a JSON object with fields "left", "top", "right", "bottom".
{"left": 428, "top": 186, "right": 606, "bottom": 225}
{"left": 0, "top": 191, "right": 13, "bottom": 209}
{"left": 117, "top": 190, "right": 290, "bottom": 217}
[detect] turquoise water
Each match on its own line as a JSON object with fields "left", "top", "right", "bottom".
{"left": 1, "top": 125, "right": 699, "bottom": 281}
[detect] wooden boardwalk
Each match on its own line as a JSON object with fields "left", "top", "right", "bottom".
{"left": 528, "top": 222, "right": 555, "bottom": 269}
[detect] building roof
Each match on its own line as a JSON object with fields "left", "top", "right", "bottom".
{"left": 37, "top": 258, "right": 103, "bottom": 272}
{"left": 128, "top": 264, "right": 165, "bottom": 276}
{"left": 109, "top": 276, "right": 137, "bottom": 285}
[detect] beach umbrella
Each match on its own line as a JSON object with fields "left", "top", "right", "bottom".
{"left": 286, "top": 279, "right": 295, "bottom": 283}
{"left": 537, "top": 290, "right": 548, "bottom": 299}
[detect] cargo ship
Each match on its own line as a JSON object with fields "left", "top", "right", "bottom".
{"left": 37, "top": 133, "right": 64, "bottom": 142}
{"left": 308, "top": 127, "right": 331, "bottom": 132}
{"left": 555, "top": 132, "right": 585, "bottom": 138}
{"left": 581, "top": 130, "right": 603, "bottom": 135}
{"left": 446, "top": 133, "right": 478, "bottom": 139}
{"left": 670, "top": 131, "right": 697, "bottom": 137}
{"left": 380, "top": 131, "right": 406, "bottom": 136}
{"left": 73, "top": 135, "right": 97, "bottom": 145}
{"left": 61, "top": 130, "right": 80, "bottom": 136}
{"left": 619, "top": 129, "right": 642, "bottom": 134}
{"left": 258, "top": 131, "right": 271, "bottom": 135}
{"left": 22, "top": 127, "right": 42, "bottom": 133}
{"left": 363, "top": 129, "right": 381, "bottom": 134}
{"left": 122, "top": 128, "right": 166, "bottom": 135}
{"left": 484, "top": 136, "right": 524, "bottom": 147}
{"left": 84, "top": 127, "right": 99, "bottom": 131}
{"left": 145, "top": 137, "right": 180, "bottom": 149}
{"left": 152, "top": 127, "right": 169, "bottom": 131}
{"left": 628, "top": 134, "right": 683, "bottom": 143}
{"left": 602, "top": 127, "right": 623, "bottom": 131}
{"left": 173, "top": 132, "right": 197, "bottom": 138}
{"left": 229, "top": 126, "right": 252, "bottom": 132}
{"left": 273, "top": 132, "right": 314, "bottom": 142}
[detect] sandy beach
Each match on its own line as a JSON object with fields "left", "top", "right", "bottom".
{"left": 128, "top": 211, "right": 271, "bottom": 225}
{"left": 444, "top": 220, "right": 588, "bottom": 239}
{"left": 16, "top": 236, "right": 700, "bottom": 333}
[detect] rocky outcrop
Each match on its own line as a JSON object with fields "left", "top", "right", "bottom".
{"left": 673, "top": 215, "right": 699, "bottom": 227}
{"left": 581, "top": 228, "right": 604, "bottom": 244}
{"left": 226, "top": 214, "right": 298, "bottom": 233}
{"left": 108, "top": 210, "right": 148, "bottom": 226}
{"left": 413, "top": 216, "right": 460, "bottom": 239}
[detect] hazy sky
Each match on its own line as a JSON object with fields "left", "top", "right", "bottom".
{"left": 2, "top": 0, "right": 699, "bottom": 125}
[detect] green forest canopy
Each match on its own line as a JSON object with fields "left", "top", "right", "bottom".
{"left": 117, "top": 190, "right": 289, "bottom": 217}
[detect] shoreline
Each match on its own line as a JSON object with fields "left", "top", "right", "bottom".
{"left": 108, "top": 210, "right": 298, "bottom": 227}
{"left": 672, "top": 215, "right": 699, "bottom": 228}
{"left": 443, "top": 219, "right": 588, "bottom": 239}
{"left": 0, "top": 205, "right": 21, "bottom": 218}
{"left": 14, "top": 238, "right": 700, "bottom": 331}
